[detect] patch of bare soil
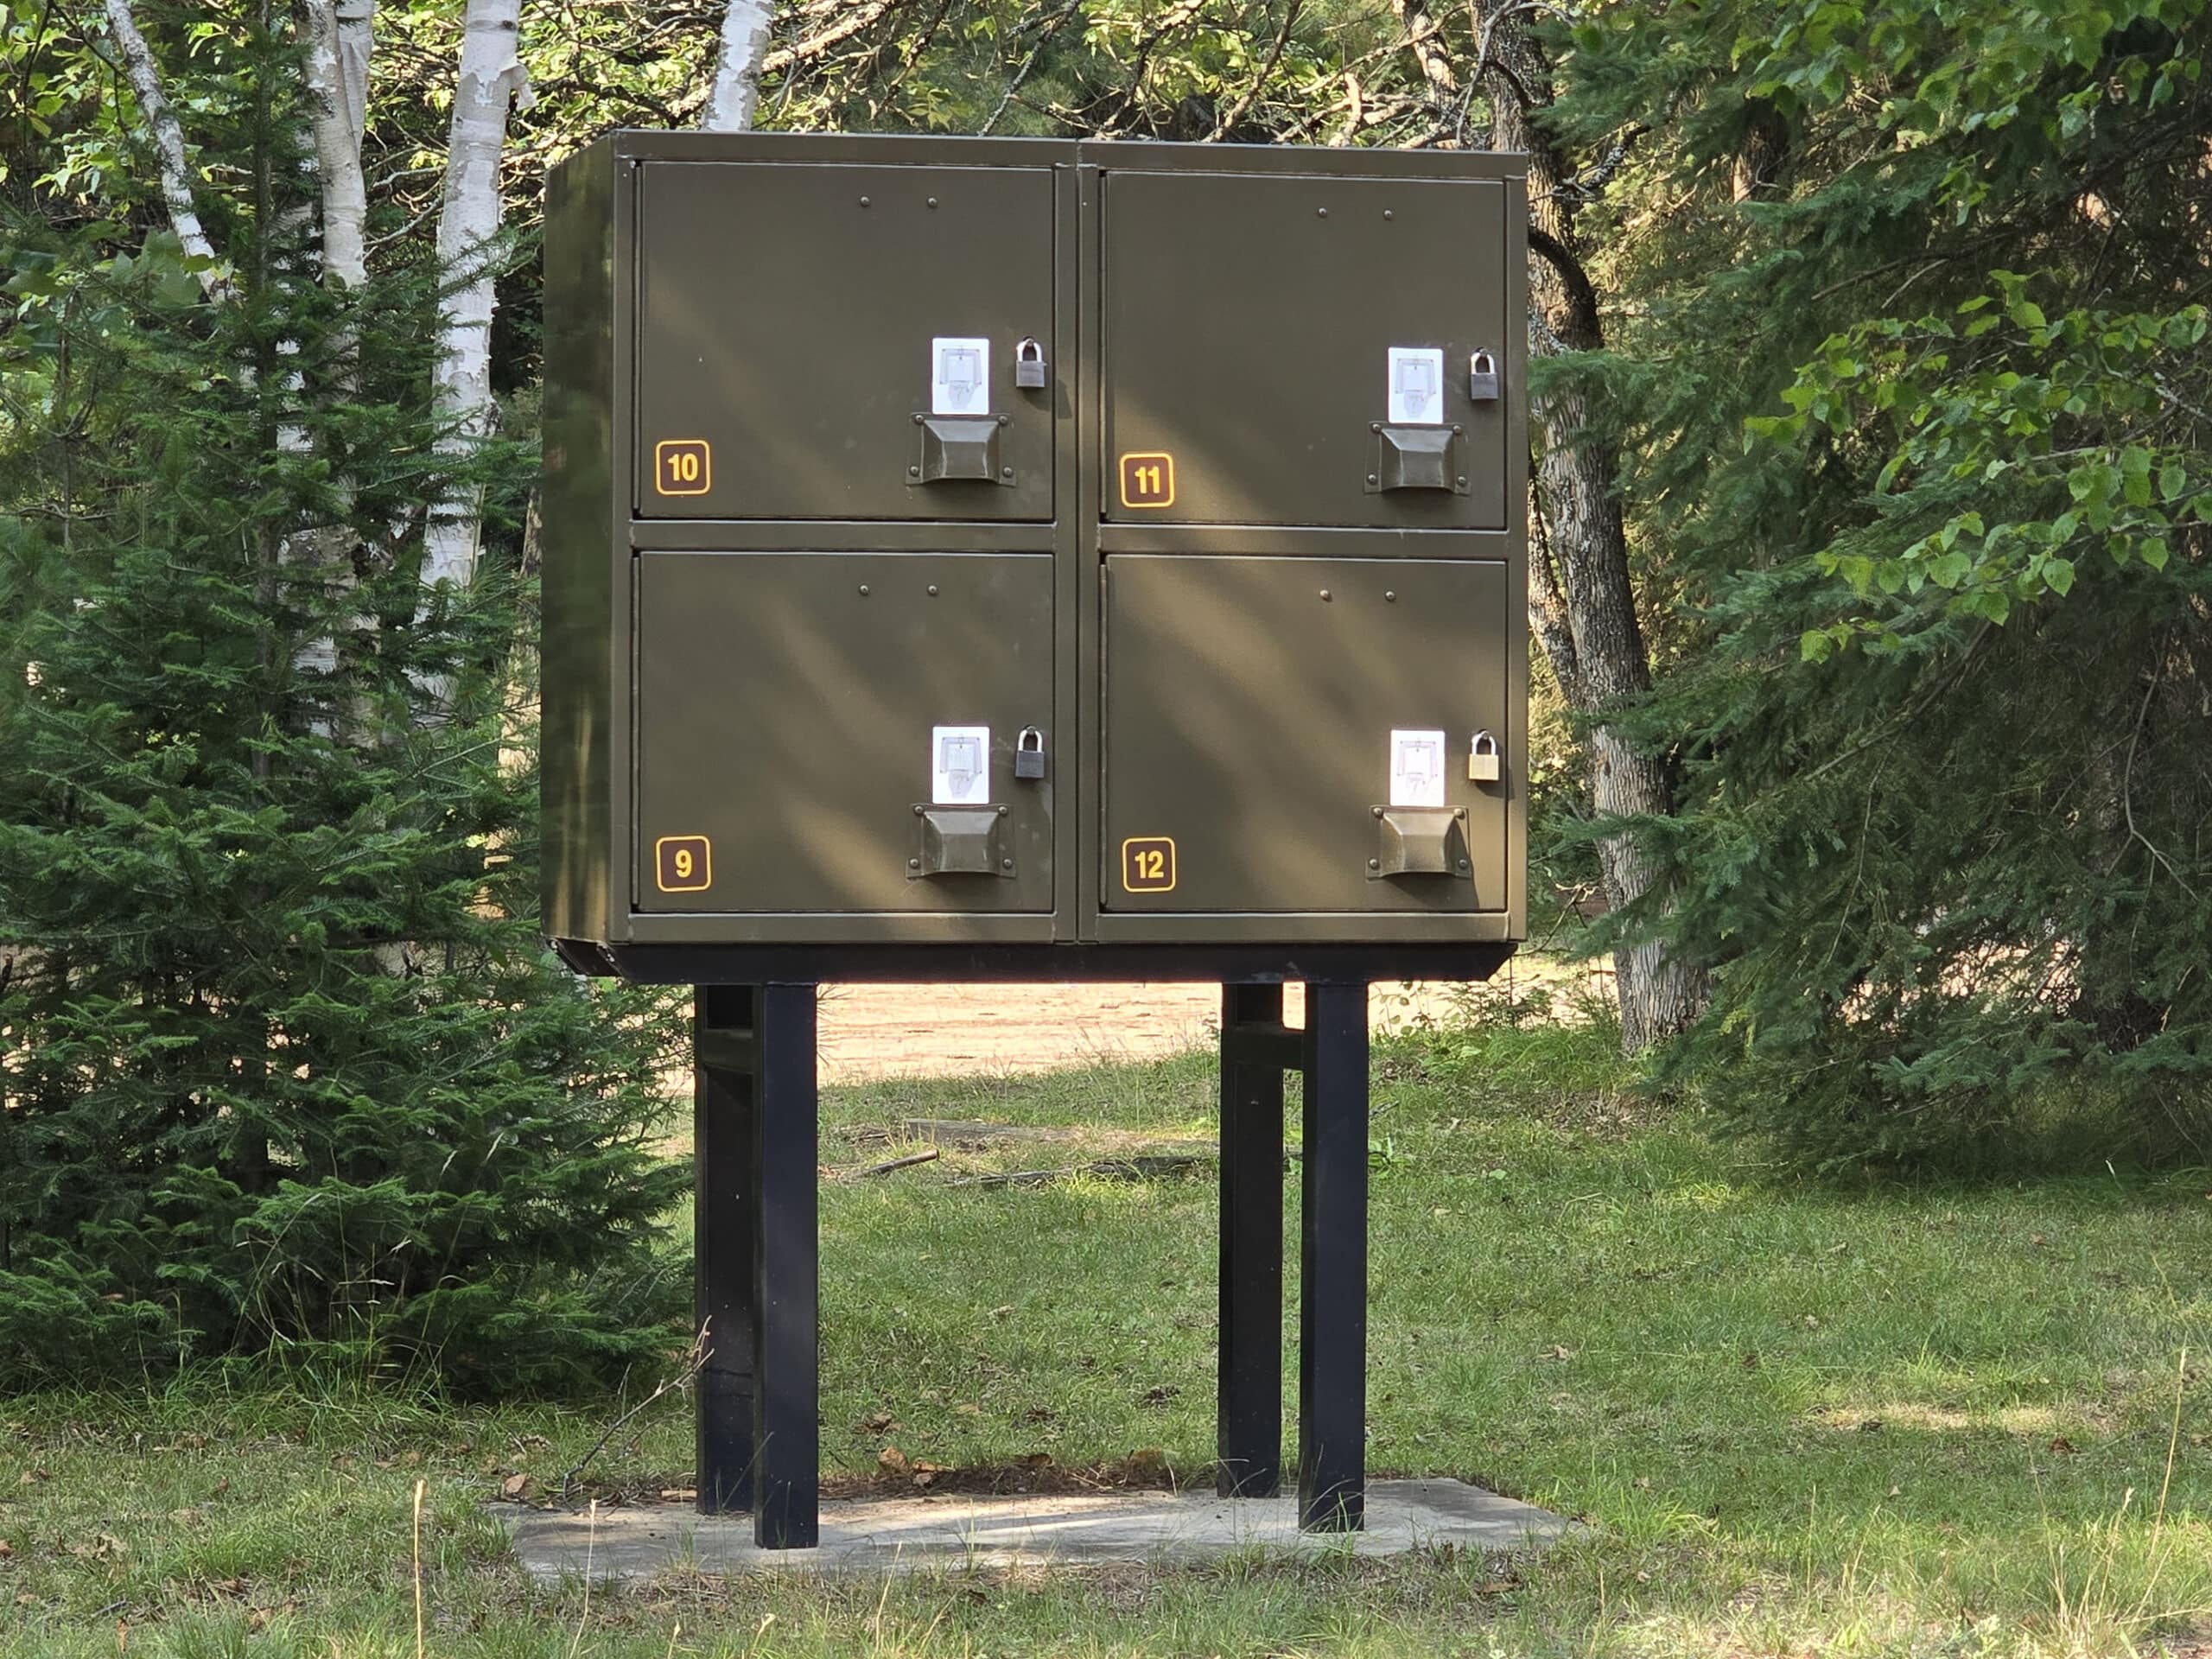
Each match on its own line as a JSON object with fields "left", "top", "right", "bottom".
{"left": 812, "top": 961, "right": 1597, "bottom": 1084}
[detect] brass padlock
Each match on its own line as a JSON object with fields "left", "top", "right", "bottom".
{"left": 1014, "top": 725, "right": 1047, "bottom": 780}
{"left": 1468, "top": 349, "right": 1501, "bottom": 402}
{"left": 1014, "top": 337, "right": 1047, "bottom": 390}
{"left": 1467, "top": 729, "right": 1501, "bottom": 784}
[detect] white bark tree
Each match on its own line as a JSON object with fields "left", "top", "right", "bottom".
{"left": 702, "top": 0, "right": 774, "bottom": 131}
{"left": 301, "top": 0, "right": 372, "bottom": 289}
{"left": 294, "top": 1, "right": 378, "bottom": 711}
{"left": 103, "top": 0, "right": 232, "bottom": 301}
{"left": 420, "top": 0, "right": 531, "bottom": 597}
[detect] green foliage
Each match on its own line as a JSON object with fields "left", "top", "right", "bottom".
{"left": 0, "top": 15, "right": 686, "bottom": 1388}
{"left": 1551, "top": 0, "right": 2212, "bottom": 1167}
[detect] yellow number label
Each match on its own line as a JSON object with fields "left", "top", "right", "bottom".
{"left": 1121, "top": 836, "right": 1177, "bottom": 893}
{"left": 653, "top": 439, "right": 712, "bottom": 497}
{"left": 1118, "top": 452, "right": 1175, "bottom": 509}
{"left": 655, "top": 835, "right": 713, "bottom": 893}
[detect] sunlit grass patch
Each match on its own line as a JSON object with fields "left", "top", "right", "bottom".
{"left": 3, "top": 1009, "right": 2209, "bottom": 1656}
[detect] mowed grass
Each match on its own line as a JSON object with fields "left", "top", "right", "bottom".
{"left": 3, "top": 1005, "right": 2210, "bottom": 1656}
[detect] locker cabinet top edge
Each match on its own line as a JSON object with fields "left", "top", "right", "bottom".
{"left": 586, "top": 129, "right": 1528, "bottom": 182}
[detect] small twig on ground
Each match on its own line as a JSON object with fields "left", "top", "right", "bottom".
{"left": 568, "top": 1499, "right": 596, "bottom": 1659}
{"left": 849, "top": 1148, "right": 941, "bottom": 1178}
{"left": 411, "top": 1478, "right": 426, "bottom": 1659}
{"left": 559, "top": 1325, "right": 709, "bottom": 1501}
{"left": 949, "top": 1154, "right": 1213, "bottom": 1188}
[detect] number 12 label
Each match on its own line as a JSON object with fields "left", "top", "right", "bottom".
{"left": 1122, "top": 836, "right": 1177, "bottom": 893}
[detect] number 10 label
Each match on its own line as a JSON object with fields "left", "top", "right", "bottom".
{"left": 653, "top": 438, "right": 712, "bottom": 496}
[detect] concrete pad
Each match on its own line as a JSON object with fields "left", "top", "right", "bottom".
{"left": 501, "top": 1479, "right": 1573, "bottom": 1580}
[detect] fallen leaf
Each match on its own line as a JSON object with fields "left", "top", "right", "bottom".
{"left": 0, "top": 1539, "right": 11, "bottom": 1558}
{"left": 1858, "top": 1418, "right": 1884, "bottom": 1433}
{"left": 1540, "top": 1344, "right": 1576, "bottom": 1362}
{"left": 988, "top": 1306, "right": 1014, "bottom": 1319}
{"left": 1141, "top": 1384, "right": 1179, "bottom": 1406}
{"left": 210, "top": 1478, "right": 229, "bottom": 1497}
{"left": 953, "top": 1402, "right": 982, "bottom": 1416}
{"left": 2049, "top": 1436, "right": 2076, "bottom": 1456}
{"left": 500, "top": 1472, "right": 532, "bottom": 1500}
{"left": 19, "top": 1469, "right": 48, "bottom": 1485}
{"left": 857, "top": 1412, "right": 896, "bottom": 1435}
{"left": 1129, "top": 1448, "right": 1166, "bottom": 1472}
{"left": 1017, "top": 1452, "right": 1052, "bottom": 1469}
{"left": 877, "top": 1445, "right": 911, "bottom": 1476}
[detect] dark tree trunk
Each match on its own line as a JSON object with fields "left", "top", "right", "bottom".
{"left": 1469, "top": 0, "right": 1709, "bottom": 1052}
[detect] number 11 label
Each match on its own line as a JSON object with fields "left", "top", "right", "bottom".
{"left": 1118, "top": 452, "right": 1175, "bottom": 508}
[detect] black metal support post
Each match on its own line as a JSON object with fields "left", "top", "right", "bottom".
{"left": 749, "top": 982, "right": 819, "bottom": 1549}
{"left": 1217, "top": 983, "right": 1286, "bottom": 1497}
{"left": 694, "top": 986, "right": 758, "bottom": 1516}
{"left": 1298, "top": 980, "right": 1370, "bottom": 1532}
{"left": 694, "top": 983, "right": 820, "bottom": 1548}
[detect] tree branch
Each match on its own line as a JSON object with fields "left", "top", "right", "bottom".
{"left": 103, "top": 0, "right": 232, "bottom": 300}
{"left": 1205, "top": 0, "right": 1303, "bottom": 143}
{"left": 982, "top": 0, "right": 1081, "bottom": 136}
{"left": 1526, "top": 222, "right": 1601, "bottom": 335}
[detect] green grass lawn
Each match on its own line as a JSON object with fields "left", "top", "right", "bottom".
{"left": 3, "top": 1007, "right": 2209, "bottom": 1656}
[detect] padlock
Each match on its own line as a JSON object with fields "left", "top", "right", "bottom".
{"left": 1014, "top": 337, "right": 1048, "bottom": 390}
{"left": 1467, "top": 730, "right": 1501, "bottom": 784}
{"left": 1014, "top": 725, "right": 1047, "bottom": 780}
{"left": 1468, "top": 349, "right": 1501, "bottom": 402}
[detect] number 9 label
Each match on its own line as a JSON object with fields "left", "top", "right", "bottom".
{"left": 655, "top": 835, "right": 713, "bottom": 893}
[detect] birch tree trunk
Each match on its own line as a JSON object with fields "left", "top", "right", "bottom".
{"left": 104, "top": 0, "right": 232, "bottom": 301}
{"left": 702, "top": 0, "right": 774, "bottom": 130}
{"left": 294, "top": 0, "right": 377, "bottom": 715}
{"left": 1466, "top": 0, "right": 1710, "bottom": 1053}
{"left": 301, "top": 0, "right": 371, "bottom": 289}
{"left": 420, "top": 0, "right": 530, "bottom": 597}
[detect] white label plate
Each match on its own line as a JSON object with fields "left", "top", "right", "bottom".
{"left": 931, "top": 725, "right": 992, "bottom": 804}
{"left": 931, "top": 337, "right": 991, "bottom": 416}
{"left": 1389, "top": 728, "right": 1447, "bottom": 808}
{"left": 1386, "top": 346, "right": 1446, "bottom": 425}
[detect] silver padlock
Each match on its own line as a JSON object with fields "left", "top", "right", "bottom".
{"left": 1468, "top": 350, "right": 1501, "bottom": 402}
{"left": 1467, "top": 729, "right": 1501, "bottom": 784}
{"left": 1014, "top": 725, "right": 1047, "bottom": 780}
{"left": 1014, "top": 337, "right": 1048, "bottom": 390}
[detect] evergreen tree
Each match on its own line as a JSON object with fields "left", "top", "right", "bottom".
{"left": 1549, "top": 0, "right": 2212, "bottom": 1167}
{"left": 0, "top": 8, "right": 686, "bottom": 1386}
